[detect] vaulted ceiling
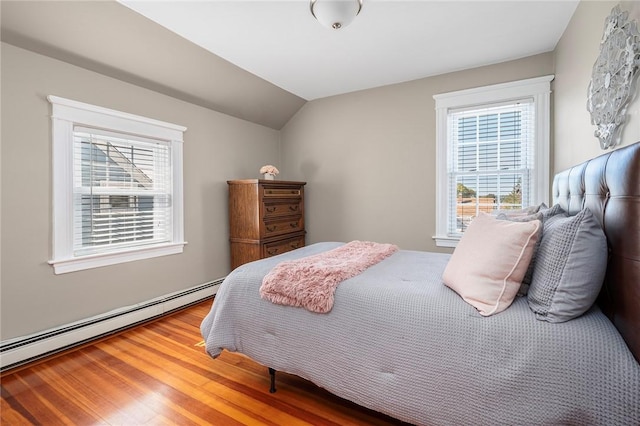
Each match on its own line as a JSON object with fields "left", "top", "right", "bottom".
{"left": 120, "top": 0, "right": 578, "bottom": 101}
{"left": 1, "top": 1, "right": 578, "bottom": 129}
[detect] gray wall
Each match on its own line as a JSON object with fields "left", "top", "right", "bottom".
{"left": 4, "top": 0, "right": 640, "bottom": 343}
{"left": 553, "top": 0, "right": 640, "bottom": 171}
{"left": 280, "top": 54, "right": 554, "bottom": 252}
{"left": 281, "top": 0, "right": 640, "bottom": 254}
{"left": 0, "top": 43, "right": 279, "bottom": 339}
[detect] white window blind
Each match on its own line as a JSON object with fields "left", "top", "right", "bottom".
{"left": 447, "top": 100, "right": 535, "bottom": 235}
{"left": 73, "top": 128, "right": 173, "bottom": 256}
{"left": 433, "top": 75, "right": 553, "bottom": 248}
{"left": 48, "top": 95, "right": 186, "bottom": 274}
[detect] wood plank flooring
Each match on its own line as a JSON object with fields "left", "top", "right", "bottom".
{"left": 1, "top": 299, "right": 409, "bottom": 425}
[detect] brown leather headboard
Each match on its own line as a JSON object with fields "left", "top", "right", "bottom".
{"left": 552, "top": 141, "right": 640, "bottom": 363}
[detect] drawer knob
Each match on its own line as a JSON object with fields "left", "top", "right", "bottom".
{"left": 289, "top": 222, "right": 298, "bottom": 228}
{"left": 267, "top": 248, "right": 278, "bottom": 255}
{"left": 266, "top": 206, "right": 277, "bottom": 213}
{"left": 267, "top": 225, "right": 276, "bottom": 232}
{"left": 288, "top": 205, "right": 299, "bottom": 211}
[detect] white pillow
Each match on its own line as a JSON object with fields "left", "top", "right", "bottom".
{"left": 442, "top": 213, "right": 541, "bottom": 316}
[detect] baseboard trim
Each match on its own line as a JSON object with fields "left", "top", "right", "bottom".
{"left": 0, "top": 278, "right": 224, "bottom": 372}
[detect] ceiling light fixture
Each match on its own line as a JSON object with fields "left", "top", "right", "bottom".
{"left": 310, "top": 0, "right": 363, "bottom": 30}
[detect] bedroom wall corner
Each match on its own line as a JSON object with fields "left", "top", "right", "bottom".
{"left": 553, "top": 0, "right": 640, "bottom": 172}
{"left": 280, "top": 53, "right": 554, "bottom": 253}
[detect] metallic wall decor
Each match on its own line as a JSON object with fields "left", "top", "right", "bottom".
{"left": 587, "top": 4, "right": 640, "bottom": 150}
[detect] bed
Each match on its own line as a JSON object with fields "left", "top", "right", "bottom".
{"left": 201, "top": 142, "right": 640, "bottom": 425}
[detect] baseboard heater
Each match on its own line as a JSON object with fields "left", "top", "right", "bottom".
{"left": 0, "top": 278, "right": 224, "bottom": 372}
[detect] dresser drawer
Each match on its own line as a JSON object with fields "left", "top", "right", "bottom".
{"left": 263, "top": 215, "right": 303, "bottom": 238}
{"left": 263, "top": 235, "right": 305, "bottom": 258}
{"left": 262, "top": 187, "right": 302, "bottom": 198}
{"left": 263, "top": 200, "right": 302, "bottom": 218}
{"left": 228, "top": 179, "right": 306, "bottom": 269}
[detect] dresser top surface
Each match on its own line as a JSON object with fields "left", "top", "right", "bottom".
{"left": 227, "top": 179, "right": 306, "bottom": 186}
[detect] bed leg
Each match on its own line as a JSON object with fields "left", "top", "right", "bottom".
{"left": 268, "top": 367, "right": 277, "bottom": 393}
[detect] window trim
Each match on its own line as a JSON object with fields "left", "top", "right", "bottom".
{"left": 48, "top": 95, "right": 187, "bottom": 274}
{"left": 432, "top": 75, "right": 553, "bottom": 248}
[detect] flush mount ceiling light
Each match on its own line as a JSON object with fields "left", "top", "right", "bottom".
{"left": 310, "top": 0, "right": 363, "bottom": 30}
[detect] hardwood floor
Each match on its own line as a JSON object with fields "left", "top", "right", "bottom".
{"left": 1, "top": 299, "right": 409, "bottom": 425}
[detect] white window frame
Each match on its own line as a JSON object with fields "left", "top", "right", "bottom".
{"left": 48, "top": 96, "right": 187, "bottom": 274}
{"left": 433, "top": 75, "right": 553, "bottom": 248}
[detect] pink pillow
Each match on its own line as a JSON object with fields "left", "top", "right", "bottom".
{"left": 442, "top": 213, "right": 541, "bottom": 316}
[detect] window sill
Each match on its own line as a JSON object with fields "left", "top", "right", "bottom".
{"left": 433, "top": 236, "right": 460, "bottom": 248}
{"left": 49, "top": 242, "right": 187, "bottom": 274}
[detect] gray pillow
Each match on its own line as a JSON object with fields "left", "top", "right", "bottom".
{"left": 496, "top": 204, "right": 567, "bottom": 296}
{"left": 540, "top": 203, "right": 566, "bottom": 222}
{"left": 496, "top": 211, "right": 543, "bottom": 296}
{"left": 527, "top": 208, "right": 607, "bottom": 322}
{"left": 495, "top": 211, "right": 543, "bottom": 222}
{"left": 493, "top": 202, "right": 547, "bottom": 217}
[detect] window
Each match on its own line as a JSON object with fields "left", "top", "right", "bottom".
{"left": 49, "top": 96, "right": 186, "bottom": 274}
{"left": 433, "top": 75, "right": 553, "bottom": 247}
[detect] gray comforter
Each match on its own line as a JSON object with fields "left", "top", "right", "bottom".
{"left": 201, "top": 242, "right": 640, "bottom": 425}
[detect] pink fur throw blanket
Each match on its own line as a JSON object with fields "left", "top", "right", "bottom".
{"left": 260, "top": 241, "right": 399, "bottom": 313}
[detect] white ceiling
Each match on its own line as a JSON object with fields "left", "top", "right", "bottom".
{"left": 119, "top": 0, "right": 579, "bottom": 101}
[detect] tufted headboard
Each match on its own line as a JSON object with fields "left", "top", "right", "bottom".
{"left": 552, "top": 141, "right": 640, "bottom": 363}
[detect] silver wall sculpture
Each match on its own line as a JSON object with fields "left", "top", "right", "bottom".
{"left": 587, "top": 4, "right": 640, "bottom": 150}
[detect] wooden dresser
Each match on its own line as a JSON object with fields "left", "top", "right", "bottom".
{"left": 228, "top": 179, "right": 306, "bottom": 269}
